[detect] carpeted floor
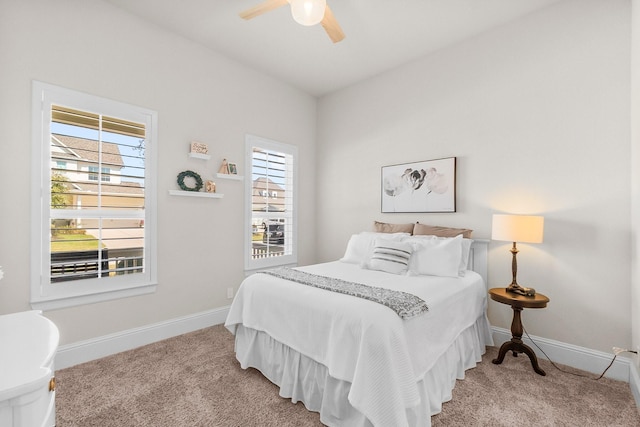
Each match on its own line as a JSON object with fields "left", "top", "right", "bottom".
{"left": 56, "top": 325, "right": 640, "bottom": 426}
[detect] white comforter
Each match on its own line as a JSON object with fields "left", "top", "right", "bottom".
{"left": 225, "top": 261, "right": 487, "bottom": 427}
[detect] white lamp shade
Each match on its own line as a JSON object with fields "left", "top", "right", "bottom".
{"left": 492, "top": 214, "right": 544, "bottom": 244}
{"left": 290, "top": 0, "right": 326, "bottom": 26}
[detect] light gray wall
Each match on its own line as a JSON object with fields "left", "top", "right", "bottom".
{"left": 317, "top": 0, "right": 632, "bottom": 353}
{"left": 632, "top": 0, "right": 640, "bottom": 359}
{"left": 0, "top": 0, "right": 317, "bottom": 344}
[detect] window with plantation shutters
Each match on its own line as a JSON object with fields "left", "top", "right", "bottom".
{"left": 31, "top": 81, "right": 158, "bottom": 310}
{"left": 245, "top": 135, "right": 297, "bottom": 270}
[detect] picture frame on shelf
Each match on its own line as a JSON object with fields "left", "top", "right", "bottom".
{"left": 228, "top": 162, "right": 238, "bottom": 174}
{"left": 218, "top": 158, "right": 229, "bottom": 174}
{"left": 190, "top": 141, "right": 208, "bottom": 155}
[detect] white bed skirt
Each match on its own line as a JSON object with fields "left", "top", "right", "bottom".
{"left": 234, "top": 314, "right": 493, "bottom": 427}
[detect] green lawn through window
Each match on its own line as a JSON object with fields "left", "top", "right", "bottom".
{"left": 51, "top": 234, "right": 103, "bottom": 252}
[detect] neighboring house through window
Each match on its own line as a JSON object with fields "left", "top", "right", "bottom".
{"left": 31, "top": 81, "right": 158, "bottom": 310}
{"left": 244, "top": 134, "right": 297, "bottom": 271}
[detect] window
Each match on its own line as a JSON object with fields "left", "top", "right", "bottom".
{"left": 244, "top": 134, "right": 297, "bottom": 270}
{"left": 88, "top": 166, "right": 111, "bottom": 182}
{"left": 31, "top": 81, "right": 157, "bottom": 310}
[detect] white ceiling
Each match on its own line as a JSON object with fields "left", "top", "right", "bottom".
{"left": 105, "top": 0, "right": 563, "bottom": 97}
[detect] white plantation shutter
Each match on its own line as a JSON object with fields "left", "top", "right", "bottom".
{"left": 49, "top": 107, "right": 146, "bottom": 282}
{"left": 51, "top": 105, "right": 146, "bottom": 138}
{"left": 245, "top": 135, "right": 298, "bottom": 270}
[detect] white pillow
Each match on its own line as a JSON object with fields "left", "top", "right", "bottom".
{"left": 405, "top": 235, "right": 473, "bottom": 276}
{"left": 403, "top": 235, "right": 438, "bottom": 244}
{"left": 340, "top": 232, "right": 410, "bottom": 264}
{"left": 459, "top": 238, "right": 473, "bottom": 275}
{"left": 365, "top": 238, "right": 413, "bottom": 275}
{"left": 408, "top": 234, "right": 463, "bottom": 277}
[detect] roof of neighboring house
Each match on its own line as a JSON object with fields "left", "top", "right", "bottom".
{"left": 52, "top": 134, "right": 124, "bottom": 167}
{"left": 252, "top": 177, "right": 285, "bottom": 193}
{"left": 73, "top": 181, "right": 144, "bottom": 196}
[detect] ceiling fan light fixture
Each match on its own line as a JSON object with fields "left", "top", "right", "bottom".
{"left": 290, "top": 0, "right": 326, "bottom": 26}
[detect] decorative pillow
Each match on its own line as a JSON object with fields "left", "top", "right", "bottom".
{"left": 413, "top": 223, "right": 473, "bottom": 238}
{"left": 341, "top": 232, "right": 410, "bottom": 264}
{"left": 373, "top": 221, "right": 415, "bottom": 234}
{"left": 365, "top": 238, "right": 413, "bottom": 275}
{"left": 408, "top": 234, "right": 463, "bottom": 277}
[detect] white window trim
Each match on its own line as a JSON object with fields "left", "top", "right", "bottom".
{"left": 244, "top": 134, "right": 298, "bottom": 272}
{"left": 31, "top": 81, "right": 158, "bottom": 310}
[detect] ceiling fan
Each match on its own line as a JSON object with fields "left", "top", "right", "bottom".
{"left": 239, "top": 0, "right": 345, "bottom": 43}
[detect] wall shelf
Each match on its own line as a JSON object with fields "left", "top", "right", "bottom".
{"left": 216, "top": 173, "right": 244, "bottom": 181}
{"left": 188, "top": 152, "right": 211, "bottom": 160}
{"left": 168, "top": 190, "right": 223, "bottom": 198}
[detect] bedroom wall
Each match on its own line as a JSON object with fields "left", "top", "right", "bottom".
{"left": 316, "top": 0, "right": 631, "bottom": 354}
{"left": 632, "top": 0, "right": 640, "bottom": 361}
{"left": 0, "top": 0, "right": 317, "bottom": 345}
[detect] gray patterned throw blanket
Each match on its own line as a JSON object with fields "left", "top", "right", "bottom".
{"left": 261, "top": 267, "right": 428, "bottom": 319}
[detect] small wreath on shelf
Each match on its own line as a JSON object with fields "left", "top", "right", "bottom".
{"left": 177, "top": 170, "right": 203, "bottom": 192}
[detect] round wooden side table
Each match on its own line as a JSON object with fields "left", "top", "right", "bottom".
{"left": 489, "top": 287, "right": 550, "bottom": 376}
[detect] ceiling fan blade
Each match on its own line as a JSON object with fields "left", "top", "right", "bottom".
{"left": 320, "top": 4, "right": 345, "bottom": 43}
{"left": 239, "top": 0, "right": 289, "bottom": 20}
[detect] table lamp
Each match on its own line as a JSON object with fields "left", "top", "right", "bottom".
{"left": 491, "top": 214, "right": 544, "bottom": 296}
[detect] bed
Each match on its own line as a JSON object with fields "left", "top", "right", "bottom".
{"left": 225, "top": 229, "right": 493, "bottom": 427}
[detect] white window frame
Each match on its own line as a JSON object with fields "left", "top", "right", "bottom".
{"left": 244, "top": 134, "right": 298, "bottom": 271}
{"left": 31, "top": 81, "right": 158, "bottom": 310}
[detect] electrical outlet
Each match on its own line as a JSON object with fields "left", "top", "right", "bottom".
{"left": 227, "top": 287, "right": 234, "bottom": 299}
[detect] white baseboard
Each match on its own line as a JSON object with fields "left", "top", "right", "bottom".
{"left": 491, "top": 327, "right": 632, "bottom": 382}
{"left": 630, "top": 359, "right": 640, "bottom": 408}
{"left": 56, "top": 306, "right": 230, "bottom": 370}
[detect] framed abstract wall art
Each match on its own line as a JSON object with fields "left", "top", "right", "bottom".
{"left": 381, "top": 157, "right": 456, "bottom": 213}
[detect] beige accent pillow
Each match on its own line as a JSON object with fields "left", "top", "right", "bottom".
{"left": 413, "top": 223, "right": 473, "bottom": 238}
{"left": 373, "top": 221, "right": 415, "bottom": 234}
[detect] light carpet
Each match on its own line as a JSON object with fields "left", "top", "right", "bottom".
{"left": 55, "top": 325, "right": 640, "bottom": 426}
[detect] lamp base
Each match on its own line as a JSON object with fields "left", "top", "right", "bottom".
{"left": 506, "top": 283, "right": 536, "bottom": 297}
